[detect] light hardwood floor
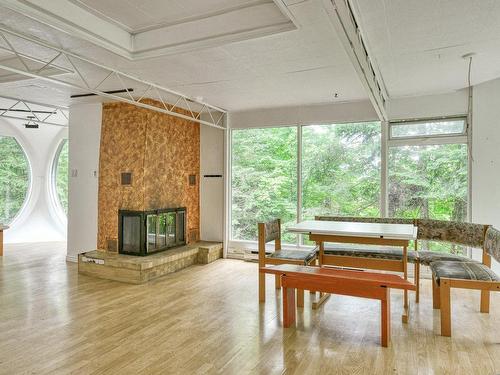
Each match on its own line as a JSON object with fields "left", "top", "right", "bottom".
{"left": 0, "top": 243, "right": 499, "bottom": 375}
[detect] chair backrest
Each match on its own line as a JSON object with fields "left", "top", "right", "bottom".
{"left": 258, "top": 219, "right": 281, "bottom": 266}
{"left": 484, "top": 226, "right": 500, "bottom": 263}
{"left": 415, "top": 219, "right": 487, "bottom": 248}
{"left": 315, "top": 215, "right": 414, "bottom": 225}
{"left": 261, "top": 219, "right": 281, "bottom": 243}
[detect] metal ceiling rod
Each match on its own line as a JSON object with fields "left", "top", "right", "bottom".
{"left": 0, "top": 26, "right": 227, "bottom": 130}
{"left": 0, "top": 95, "right": 69, "bottom": 127}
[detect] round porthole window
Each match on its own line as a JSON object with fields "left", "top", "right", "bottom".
{"left": 0, "top": 135, "right": 31, "bottom": 224}
{"left": 52, "top": 139, "right": 68, "bottom": 214}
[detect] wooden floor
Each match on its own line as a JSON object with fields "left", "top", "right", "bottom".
{"left": 0, "top": 243, "right": 499, "bottom": 375}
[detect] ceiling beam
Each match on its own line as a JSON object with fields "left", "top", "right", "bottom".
{"left": 0, "top": 95, "right": 68, "bottom": 127}
{"left": 0, "top": 26, "right": 227, "bottom": 130}
{"left": 322, "top": 0, "right": 388, "bottom": 121}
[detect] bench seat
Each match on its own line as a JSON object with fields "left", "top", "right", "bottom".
{"left": 323, "top": 246, "right": 419, "bottom": 263}
{"left": 268, "top": 249, "right": 317, "bottom": 264}
{"left": 417, "top": 251, "right": 477, "bottom": 266}
{"left": 430, "top": 261, "right": 500, "bottom": 285}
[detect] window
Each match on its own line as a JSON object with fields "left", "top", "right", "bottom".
{"left": 302, "top": 122, "right": 381, "bottom": 219}
{"left": 229, "top": 117, "right": 469, "bottom": 256}
{"left": 390, "top": 118, "right": 466, "bottom": 139}
{"left": 53, "top": 139, "right": 68, "bottom": 214}
{"left": 231, "top": 127, "right": 297, "bottom": 243}
{"left": 388, "top": 118, "right": 469, "bottom": 254}
{"left": 0, "top": 136, "right": 30, "bottom": 224}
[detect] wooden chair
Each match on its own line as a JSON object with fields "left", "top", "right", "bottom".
{"left": 258, "top": 219, "right": 317, "bottom": 306}
{"left": 431, "top": 226, "right": 500, "bottom": 336}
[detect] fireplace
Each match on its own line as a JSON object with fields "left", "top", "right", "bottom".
{"left": 118, "top": 207, "right": 186, "bottom": 256}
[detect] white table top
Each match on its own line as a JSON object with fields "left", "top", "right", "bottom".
{"left": 288, "top": 220, "right": 417, "bottom": 240}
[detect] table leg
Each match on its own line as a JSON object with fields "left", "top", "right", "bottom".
{"left": 283, "top": 284, "right": 296, "bottom": 328}
{"left": 312, "top": 240, "right": 330, "bottom": 310}
{"left": 0, "top": 230, "right": 3, "bottom": 257}
{"left": 402, "top": 245, "right": 409, "bottom": 323}
{"left": 381, "top": 288, "right": 391, "bottom": 347}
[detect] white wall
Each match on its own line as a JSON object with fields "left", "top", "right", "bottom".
{"left": 0, "top": 118, "right": 67, "bottom": 243}
{"left": 387, "top": 90, "right": 467, "bottom": 120}
{"left": 471, "top": 77, "right": 500, "bottom": 272}
{"left": 66, "top": 103, "right": 102, "bottom": 262}
{"left": 200, "top": 124, "right": 224, "bottom": 242}
{"left": 229, "top": 100, "right": 378, "bottom": 128}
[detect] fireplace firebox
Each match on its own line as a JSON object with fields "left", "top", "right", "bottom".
{"left": 118, "top": 207, "right": 186, "bottom": 256}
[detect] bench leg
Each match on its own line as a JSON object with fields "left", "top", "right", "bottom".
{"left": 432, "top": 276, "right": 440, "bottom": 309}
{"left": 480, "top": 290, "right": 490, "bottom": 313}
{"left": 283, "top": 286, "right": 296, "bottom": 328}
{"left": 297, "top": 289, "right": 304, "bottom": 308}
{"left": 381, "top": 288, "right": 391, "bottom": 347}
{"left": 415, "top": 262, "right": 420, "bottom": 304}
{"left": 439, "top": 279, "right": 451, "bottom": 337}
{"left": 275, "top": 274, "right": 281, "bottom": 289}
{"left": 259, "top": 272, "right": 265, "bottom": 303}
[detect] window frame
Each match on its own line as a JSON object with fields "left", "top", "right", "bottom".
{"left": 50, "top": 138, "right": 68, "bottom": 218}
{"left": 388, "top": 116, "right": 467, "bottom": 141}
{"left": 227, "top": 116, "right": 471, "bottom": 255}
{"left": 0, "top": 135, "right": 32, "bottom": 225}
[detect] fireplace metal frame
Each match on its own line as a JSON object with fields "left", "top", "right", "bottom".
{"left": 118, "top": 207, "right": 186, "bottom": 256}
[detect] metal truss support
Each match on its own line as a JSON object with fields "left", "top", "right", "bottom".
{"left": 0, "top": 26, "right": 227, "bottom": 130}
{"left": 0, "top": 95, "right": 68, "bottom": 127}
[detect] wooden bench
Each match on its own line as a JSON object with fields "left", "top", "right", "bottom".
{"left": 261, "top": 264, "right": 415, "bottom": 347}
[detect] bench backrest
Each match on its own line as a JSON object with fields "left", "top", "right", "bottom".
{"left": 315, "top": 215, "right": 413, "bottom": 225}
{"left": 484, "top": 226, "right": 500, "bottom": 263}
{"left": 415, "top": 219, "right": 487, "bottom": 248}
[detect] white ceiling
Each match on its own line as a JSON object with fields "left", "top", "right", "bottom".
{"left": 352, "top": 0, "right": 500, "bottom": 98}
{"left": 72, "top": 0, "right": 267, "bottom": 33}
{"left": 3, "top": 0, "right": 499, "bottom": 114}
{"left": 0, "top": 0, "right": 368, "bottom": 111}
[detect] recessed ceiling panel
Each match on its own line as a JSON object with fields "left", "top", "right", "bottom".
{"left": 73, "top": 0, "right": 266, "bottom": 32}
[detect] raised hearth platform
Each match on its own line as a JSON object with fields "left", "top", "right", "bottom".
{"left": 78, "top": 241, "right": 223, "bottom": 284}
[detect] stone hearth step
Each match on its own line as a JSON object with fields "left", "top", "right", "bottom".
{"left": 78, "top": 241, "right": 223, "bottom": 284}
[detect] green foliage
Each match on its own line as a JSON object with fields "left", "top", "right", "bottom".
{"left": 388, "top": 143, "right": 468, "bottom": 254}
{"left": 302, "top": 122, "right": 381, "bottom": 220}
{"left": 0, "top": 136, "right": 30, "bottom": 224}
{"left": 231, "top": 127, "right": 297, "bottom": 243}
{"left": 55, "top": 140, "right": 69, "bottom": 213}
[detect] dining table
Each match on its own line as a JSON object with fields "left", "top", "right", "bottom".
{"left": 288, "top": 219, "right": 418, "bottom": 322}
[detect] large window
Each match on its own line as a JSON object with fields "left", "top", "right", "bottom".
{"left": 388, "top": 118, "right": 469, "bottom": 253}
{"left": 53, "top": 139, "right": 69, "bottom": 214}
{"left": 231, "top": 127, "right": 297, "bottom": 243}
{"left": 0, "top": 136, "right": 30, "bottom": 224}
{"left": 230, "top": 118, "right": 469, "bottom": 254}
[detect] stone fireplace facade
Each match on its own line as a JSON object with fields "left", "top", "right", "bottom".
{"left": 97, "top": 100, "right": 200, "bottom": 252}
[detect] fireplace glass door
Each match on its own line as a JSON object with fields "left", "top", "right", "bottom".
{"left": 119, "top": 207, "right": 186, "bottom": 256}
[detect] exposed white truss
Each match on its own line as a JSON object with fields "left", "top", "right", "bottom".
{"left": 0, "top": 26, "right": 227, "bottom": 129}
{"left": 0, "top": 95, "right": 68, "bottom": 127}
{"left": 323, "top": 0, "right": 388, "bottom": 121}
